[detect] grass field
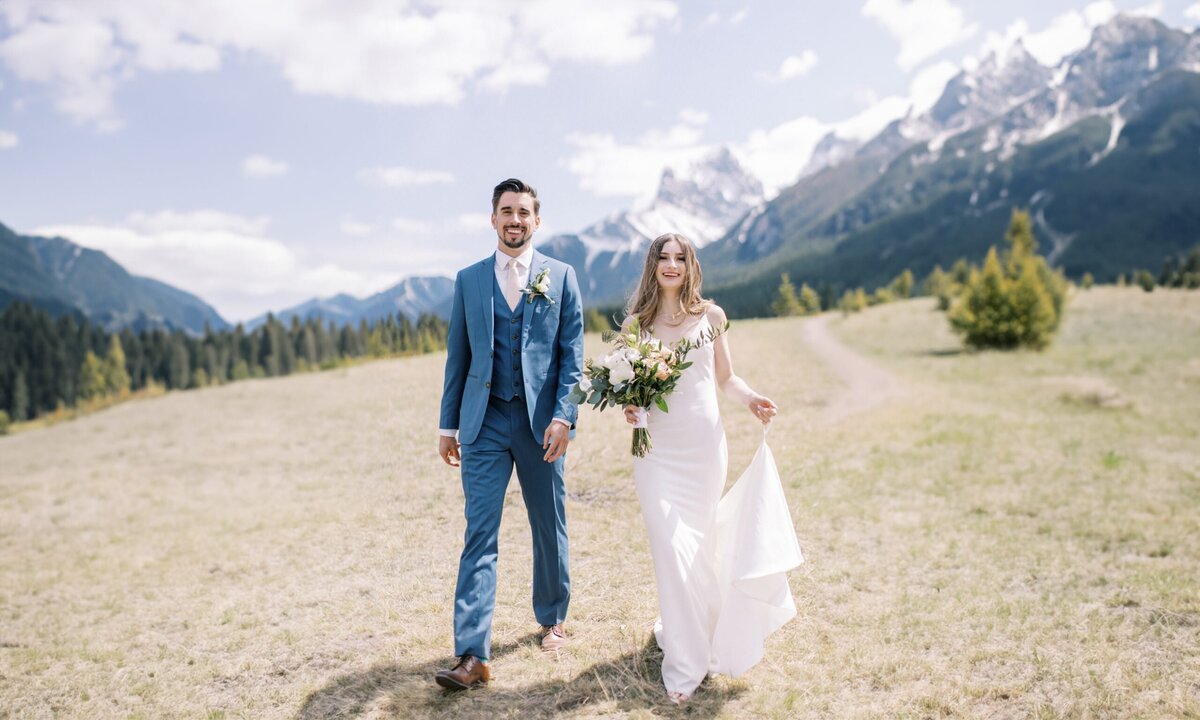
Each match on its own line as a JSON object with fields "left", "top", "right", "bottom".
{"left": 1, "top": 286, "right": 1197, "bottom": 718}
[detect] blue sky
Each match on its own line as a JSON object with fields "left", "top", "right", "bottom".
{"left": 2, "top": 0, "right": 1197, "bottom": 322}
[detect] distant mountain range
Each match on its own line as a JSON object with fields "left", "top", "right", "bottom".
{"left": 0, "top": 222, "right": 227, "bottom": 334}
{"left": 6, "top": 14, "right": 1197, "bottom": 329}
{"left": 700, "top": 14, "right": 1200, "bottom": 315}
{"left": 244, "top": 275, "right": 453, "bottom": 330}
{"left": 540, "top": 147, "right": 764, "bottom": 307}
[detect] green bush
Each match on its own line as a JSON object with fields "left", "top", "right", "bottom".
{"left": 772, "top": 273, "right": 804, "bottom": 317}
{"left": 947, "top": 209, "right": 1065, "bottom": 350}
{"left": 0, "top": 409, "right": 10, "bottom": 435}
{"left": 1136, "top": 269, "right": 1156, "bottom": 292}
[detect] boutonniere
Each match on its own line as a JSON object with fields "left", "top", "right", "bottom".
{"left": 523, "top": 268, "right": 555, "bottom": 305}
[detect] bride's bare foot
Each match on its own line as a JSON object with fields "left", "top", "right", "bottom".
{"left": 667, "top": 691, "right": 690, "bottom": 705}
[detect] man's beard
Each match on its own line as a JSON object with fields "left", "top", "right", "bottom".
{"left": 499, "top": 228, "right": 530, "bottom": 249}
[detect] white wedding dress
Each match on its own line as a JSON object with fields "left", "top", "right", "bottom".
{"left": 633, "top": 317, "right": 804, "bottom": 697}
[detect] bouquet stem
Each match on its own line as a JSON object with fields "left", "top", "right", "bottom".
{"left": 631, "top": 427, "right": 651, "bottom": 457}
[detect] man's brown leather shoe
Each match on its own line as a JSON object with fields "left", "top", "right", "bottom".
{"left": 539, "top": 623, "right": 567, "bottom": 651}
{"left": 434, "top": 655, "right": 490, "bottom": 690}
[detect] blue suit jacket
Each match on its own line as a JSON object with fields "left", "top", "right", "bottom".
{"left": 439, "top": 250, "right": 585, "bottom": 446}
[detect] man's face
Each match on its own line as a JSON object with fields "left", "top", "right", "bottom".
{"left": 491, "top": 191, "right": 540, "bottom": 254}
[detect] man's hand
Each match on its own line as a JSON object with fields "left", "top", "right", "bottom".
{"left": 542, "top": 422, "right": 570, "bottom": 463}
{"left": 438, "top": 435, "right": 461, "bottom": 467}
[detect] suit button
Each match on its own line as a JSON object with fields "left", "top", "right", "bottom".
{"left": 485, "top": 382, "right": 491, "bottom": 388}
{"left": 511, "top": 317, "right": 519, "bottom": 324}
{"left": 514, "top": 365, "right": 521, "bottom": 371}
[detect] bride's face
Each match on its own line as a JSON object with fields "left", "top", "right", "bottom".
{"left": 656, "top": 240, "right": 686, "bottom": 291}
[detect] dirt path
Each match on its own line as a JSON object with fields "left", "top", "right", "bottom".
{"left": 800, "top": 314, "right": 900, "bottom": 424}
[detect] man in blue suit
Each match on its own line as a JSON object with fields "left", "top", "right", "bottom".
{"left": 435, "top": 178, "right": 584, "bottom": 690}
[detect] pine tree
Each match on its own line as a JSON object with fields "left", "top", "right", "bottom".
{"left": 12, "top": 371, "right": 29, "bottom": 422}
{"left": 78, "top": 351, "right": 108, "bottom": 401}
{"left": 102, "top": 335, "right": 131, "bottom": 396}
{"left": 584, "top": 308, "right": 611, "bottom": 333}
{"left": 772, "top": 274, "right": 803, "bottom": 316}
{"left": 798, "top": 283, "right": 821, "bottom": 314}
{"left": 168, "top": 335, "right": 190, "bottom": 389}
{"left": 948, "top": 209, "right": 1066, "bottom": 350}
{"left": 890, "top": 269, "right": 914, "bottom": 299}
{"left": 1136, "top": 269, "right": 1155, "bottom": 292}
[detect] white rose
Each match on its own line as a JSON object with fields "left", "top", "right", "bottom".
{"left": 608, "top": 358, "right": 635, "bottom": 385}
{"left": 578, "top": 375, "right": 592, "bottom": 393}
{"left": 623, "top": 348, "right": 642, "bottom": 364}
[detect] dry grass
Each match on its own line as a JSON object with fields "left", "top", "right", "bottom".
{"left": 1, "top": 286, "right": 1197, "bottom": 718}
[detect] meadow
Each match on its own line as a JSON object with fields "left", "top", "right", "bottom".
{"left": 1, "top": 287, "right": 1197, "bottom": 719}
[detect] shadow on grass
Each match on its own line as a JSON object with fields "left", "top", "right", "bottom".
{"left": 924, "top": 347, "right": 966, "bottom": 357}
{"left": 296, "top": 633, "right": 743, "bottom": 719}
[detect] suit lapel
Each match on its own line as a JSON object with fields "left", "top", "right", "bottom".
{"left": 475, "top": 256, "right": 495, "bottom": 349}
{"left": 522, "top": 252, "right": 549, "bottom": 345}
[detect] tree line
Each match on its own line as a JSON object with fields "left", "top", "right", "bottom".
{"left": 0, "top": 304, "right": 448, "bottom": 430}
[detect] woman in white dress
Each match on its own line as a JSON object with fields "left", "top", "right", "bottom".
{"left": 621, "top": 233, "right": 788, "bottom": 705}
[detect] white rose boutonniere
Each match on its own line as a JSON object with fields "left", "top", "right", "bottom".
{"left": 522, "top": 268, "right": 555, "bottom": 305}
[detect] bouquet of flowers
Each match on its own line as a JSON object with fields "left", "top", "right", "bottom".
{"left": 569, "top": 317, "right": 726, "bottom": 457}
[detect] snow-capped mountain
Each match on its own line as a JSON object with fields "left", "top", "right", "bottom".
{"left": 247, "top": 275, "right": 453, "bottom": 329}
{"left": 701, "top": 14, "right": 1200, "bottom": 315}
{"left": 540, "top": 147, "right": 764, "bottom": 306}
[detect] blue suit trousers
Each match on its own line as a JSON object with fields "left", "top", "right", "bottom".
{"left": 453, "top": 394, "right": 570, "bottom": 659}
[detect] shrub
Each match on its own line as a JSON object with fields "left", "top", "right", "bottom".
{"left": 947, "top": 209, "right": 1065, "bottom": 350}
{"left": 1081, "top": 272, "right": 1094, "bottom": 289}
{"left": 772, "top": 274, "right": 804, "bottom": 317}
{"left": 0, "top": 409, "right": 9, "bottom": 435}
{"left": 1136, "top": 269, "right": 1156, "bottom": 292}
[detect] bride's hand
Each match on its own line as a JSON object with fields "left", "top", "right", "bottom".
{"left": 748, "top": 395, "right": 778, "bottom": 425}
{"left": 623, "top": 405, "right": 640, "bottom": 425}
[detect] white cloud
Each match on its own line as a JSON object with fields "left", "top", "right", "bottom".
{"left": 519, "top": 0, "right": 677, "bottom": 65}
{"left": 127, "top": 209, "right": 270, "bottom": 235}
{"left": 981, "top": 2, "right": 1117, "bottom": 68}
{"left": 836, "top": 96, "right": 911, "bottom": 141}
{"left": 241, "top": 154, "right": 289, "bottom": 178}
{"left": 455, "top": 213, "right": 493, "bottom": 232}
{"left": 340, "top": 218, "right": 374, "bottom": 237}
{"left": 358, "top": 166, "right": 455, "bottom": 188}
{"left": 1186, "top": 3, "right": 1200, "bottom": 21}
{"left": 33, "top": 211, "right": 385, "bottom": 322}
{"left": 0, "top": 1, "right": 678, "bottom": 128}
{"left": 736, "top": 116, "right": 829, "bottom": 195}
{"left": 761, "top": 50, "right": 818, "bottom": 83}
{"left": 391, "top": 216, "right": 437, "bottom": 235}
{"left": 1131, "top": 2, "right": 1164, "bottom": 18}
{"left": 679, "top": 108, "right": 709, "bottom": 125}
{"left": 701, "top": 7, "right": 748, "bottom": 27}
{"left": 908, "top": 61, "right": 959, "bottom": 115}
{"left": 562, "top": 110, "right": 712, "bottom": 199}
{"left": 861, "top": 0, "right": 978, "bottom": 71}
{"left": 0, "top": 130, "right": 17, "bottom": 149}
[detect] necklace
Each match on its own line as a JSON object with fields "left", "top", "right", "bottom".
{"left": 657, "top": 306, "right": 687, "bottom": 327}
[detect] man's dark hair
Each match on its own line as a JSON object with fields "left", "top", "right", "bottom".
{"left": 492, "top": 178, "right": 540, "bottom": 214}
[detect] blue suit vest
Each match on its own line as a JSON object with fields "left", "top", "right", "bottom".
{"left": 490, "top": 273, "right": 526, "bottom": 401}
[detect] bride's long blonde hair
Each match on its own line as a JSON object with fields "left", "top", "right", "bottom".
{"left": 625, "top": 233, "right": 710, "bottom": 332}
